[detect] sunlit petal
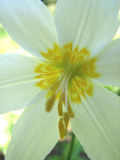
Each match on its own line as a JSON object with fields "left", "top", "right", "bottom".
{"left": 55, "top": 0, "right": 120, "bottom": 55}
{"left": 95, "top": 38, "right": 120, "bottom": 86}
{"left": 0, "top": 0, "right": 58, "bottom": 58}
{"left": 0, "top": 54, "right": 40, "bottom": 113}
{"left": 6, "top": 94, "right": 59, "bottom": 160}
{"left": 71, "top": 83, "right": 120, "bottom": 160}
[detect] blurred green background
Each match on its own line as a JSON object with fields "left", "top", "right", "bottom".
{"left": 0, "top": 0, "right": 120, "bottom": 160}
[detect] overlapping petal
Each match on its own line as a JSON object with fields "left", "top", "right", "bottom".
{"left": 95, "top": 38, "right": 120, "bottom": 86}
{"left": 0, "top": 54, "right": 41, "bottom": 113}
{"left": 71, "top": 83, "right": 120, "bottom": 160}
{"left": 55, "top": 0, "right": 120, "bottom": 55}
{"left": 6, "top": 94, "right": 59, "bottom": 160}
{"left": 0, "top": 0, "right": 58, "bottom": 58}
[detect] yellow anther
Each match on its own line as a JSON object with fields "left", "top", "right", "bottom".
{"left": 63, "top": 112, "right": 70, "bottom": 128}
{"left": 46, "top": 78, "right": 56, "bottom": 86}
{"left": 35, "top": 75, "right": 43, "bottom": 79}
{"left": 71, "top": 94, "right": 82, "bottom": 103}
{"left": 50, "top": 81, "right": 60, "bottom": 91}
{"left": 58, "top": 118, "right": 67, "bottom": 139}
{"left": 80, "top": 91, "right": 86, "bottom": 98}
{"left": 36, "top": 80, "right": 47, "bottom": 89}
{"left": 72, "top": 79, "right": 79, "bottom": 90}
{"left": 58, "top": 96, "right": 63, "bottom": 116}
{"left": 78, "top": 55, "right": 85, "bottom": 62}
{"left": 46, "top": 95, "right": 56, "bottom": 112}
{"left": 63, "top": 42, "right": 72, "bottom": 51}
{"left": 34, "top": 64, "right": 43, "bottom": 73}
{"left": 73, "top": 46, "right": 79, "bottom": 53}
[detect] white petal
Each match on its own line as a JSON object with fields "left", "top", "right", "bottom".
{"left": 0, "top": 54, "right": 41, "bottom": 113}
{"left": 71, "top": 83, "right": 120, "bottom": 160}
{"left": 0, "top": 0, "right": 58, "bottom": 58}
{"left": 55, "top": 0, "right": 120, "bottom": 55}
{"left": 95, "top": 38, "right": 120, "bottom": 86}
{"left": 6, "top": 93, "right": 59, "bottom": 160}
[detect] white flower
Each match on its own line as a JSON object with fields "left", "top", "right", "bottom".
{"left": 0, "top": 0, "right": 120, "bottom": 160}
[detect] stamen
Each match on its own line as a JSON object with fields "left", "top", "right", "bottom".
{"left": 63, "top": 112, "right": 70, "bottom": 128}
{"left": 58, "top": 118, "right": 67, "bottom": 139}
{"left": 46, "top": 94, "right": 56, "bottom": 112}
{"left": 58, "top": 96, "right": 63, "bottom": 116}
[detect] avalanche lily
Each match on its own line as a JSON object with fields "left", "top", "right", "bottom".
{"left": 0, "top": 0, "right": 120, "bottom": 160}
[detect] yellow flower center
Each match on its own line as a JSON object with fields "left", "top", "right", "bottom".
{"left": 34, "top": 42, "right": 100, "bottom": 139}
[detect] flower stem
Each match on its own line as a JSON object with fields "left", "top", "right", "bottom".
{"left": 67, "top": 133, "right": 75, "bottom": 160}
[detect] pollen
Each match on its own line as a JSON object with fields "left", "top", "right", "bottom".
{"left": 34, "top": 42, "right": 100, "bottom": 139}
{"left": 46, "top": 94, "right": 56, "bottom": 112}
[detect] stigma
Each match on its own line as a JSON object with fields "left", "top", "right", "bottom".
{"left": 34, "top": 42, "right": 100, "bottom": 139}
